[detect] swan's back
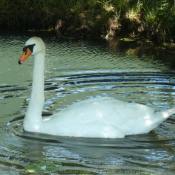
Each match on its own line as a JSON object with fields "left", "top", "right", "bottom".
{"left": 43, "top": 97, "right": 158, "bottom": 138}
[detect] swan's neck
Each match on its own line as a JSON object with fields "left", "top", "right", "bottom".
{"left": 24, "top": 52, "right": 45, "bottom": 131}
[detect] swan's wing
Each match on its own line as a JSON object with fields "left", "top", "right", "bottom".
{"left": 48, "top": 97, "right": 155, "bottom": 136}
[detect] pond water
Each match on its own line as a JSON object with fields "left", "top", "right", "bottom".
{"left": 0, "top": 32, "right": 175, "bottom": 174}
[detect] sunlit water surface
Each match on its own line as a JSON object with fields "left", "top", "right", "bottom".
{"left": 0, "top": 33, "right": 175, "bottom": 174}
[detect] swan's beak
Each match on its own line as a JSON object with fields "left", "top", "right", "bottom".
{"left": 18, "top": 48, "right": 32, "bottom": 64}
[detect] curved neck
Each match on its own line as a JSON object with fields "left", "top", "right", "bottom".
{"left": 24, "top": 52, "right": 45, "bottom": 129}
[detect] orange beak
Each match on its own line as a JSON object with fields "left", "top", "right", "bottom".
{"left": 18, "top": 48, "right": 32, "bottom": 64}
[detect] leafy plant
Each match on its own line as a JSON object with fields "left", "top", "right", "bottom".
{"left": 25, "top": 159, "right": 62, "bottom": 173}
{"left": 1, "top": 0, "right": 175, "bottom": 41}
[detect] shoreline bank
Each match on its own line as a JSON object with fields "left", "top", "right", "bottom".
{"left": 0, "top": 0, "right": 175, "bottom": 44}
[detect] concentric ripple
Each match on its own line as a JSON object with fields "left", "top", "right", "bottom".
{"left": 1, "top": 34, "right": 175, "bottom": 174}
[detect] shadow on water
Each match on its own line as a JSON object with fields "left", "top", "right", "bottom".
{"left": 0, "top": 32, "right": 175, "bottom": 174}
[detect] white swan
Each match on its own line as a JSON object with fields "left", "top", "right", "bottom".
{"left": 18, "top": 37, "right": 175, "bottom": 138}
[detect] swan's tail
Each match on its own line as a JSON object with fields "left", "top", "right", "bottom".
{"left": 147, "top": 107, "right": 175, "bottom": 133}
{"left": 158, "top": 107, "right": 175, "bottom": 121}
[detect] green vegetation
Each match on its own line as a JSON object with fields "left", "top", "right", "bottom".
{"left": 0, "top": 0, "right": 175, "bottom": 42}
{"left": 25, "top": 159, "right": 62, "bottom": 173}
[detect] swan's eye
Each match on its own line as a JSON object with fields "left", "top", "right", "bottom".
{"left": 23, "top": 44, "right": 36, "bottom": 54}
{"left": 22, "top": 46, "right": 27, "bottom": 55}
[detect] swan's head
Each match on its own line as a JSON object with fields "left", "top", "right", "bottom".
{"left": 18, "top": 37, "right": 45, "bottom": 64}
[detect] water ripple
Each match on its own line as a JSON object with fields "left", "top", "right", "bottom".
{"left": 1, "top": 35, "right": 175, "bottom": 174}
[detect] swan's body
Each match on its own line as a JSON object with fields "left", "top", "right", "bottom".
{"left": 18, "top": 37, "right": 175, "bottom": 138}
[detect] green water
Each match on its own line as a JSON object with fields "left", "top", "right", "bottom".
{"left": 0, "top": 32, "right": 175, "bottom": 174}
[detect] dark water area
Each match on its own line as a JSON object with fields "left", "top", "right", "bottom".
{"left": 0, "top": 31, "right": 175, "bottom": 174}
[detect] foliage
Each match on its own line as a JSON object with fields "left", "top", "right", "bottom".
{"left": 0, "top": 0, "right": 175, "bottom": 42}
{"left": 25, "top": 159, "right": 62, "bottom": 173}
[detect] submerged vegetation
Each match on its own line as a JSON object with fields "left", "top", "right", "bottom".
{"left": 1, "top": 0, "right": 175, "bottom": 42}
